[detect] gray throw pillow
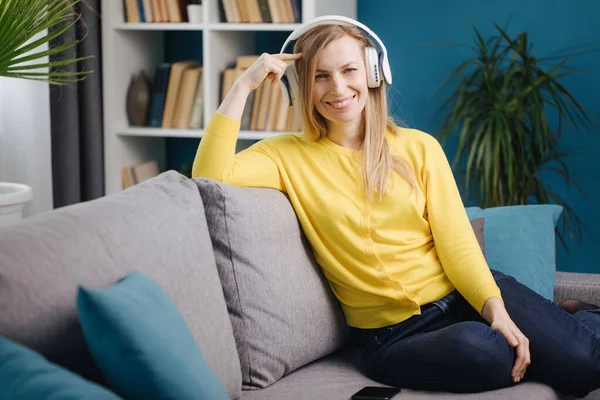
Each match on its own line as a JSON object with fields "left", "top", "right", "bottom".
{"left": 194, "top": 178, "right": 350, "bottom": 389}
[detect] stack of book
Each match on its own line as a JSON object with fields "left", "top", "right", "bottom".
{"left": 147, "top": 62, "right": 204, "bottom": 129}
{"left": 219, "top": 0, "right": 301, "bottom": 23}
{"left": 123, "top": 0, "right": 194, "bottom": 23}
{"left": 221, "top": 55, "right": 302, "bottom": 132}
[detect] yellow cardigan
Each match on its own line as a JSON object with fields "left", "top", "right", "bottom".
{"left": 192, "top": 112, "right": 502, "bottom": 329}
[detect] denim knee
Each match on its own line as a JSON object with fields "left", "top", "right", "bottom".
{"left": 450, "top": 322, "right": 514, "bottom": 391}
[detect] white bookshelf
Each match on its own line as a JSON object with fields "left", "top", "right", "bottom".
{"left": 101, "top": 0, "right": 356, "bottom": 194}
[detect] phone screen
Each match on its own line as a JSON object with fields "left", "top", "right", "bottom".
{"left": 351, "top": 385, "right": 402, "bottom": 400}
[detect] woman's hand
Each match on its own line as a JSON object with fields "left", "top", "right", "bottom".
{"left": 237, "top": 52, "right": 302, "bottom": 92}
{"left": 482, "top": 297, "right": 530, "bottom": 383}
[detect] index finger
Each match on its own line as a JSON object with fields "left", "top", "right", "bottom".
{"left": 274, "top": 53, "right": 302, "bottom": 61}
{"left": 513, "top": 341, "right": 529, "bottom": 381}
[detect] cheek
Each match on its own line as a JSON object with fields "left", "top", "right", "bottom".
{"left": 354, "top": 72, "right": 369, "bottom": 92}
{"left": 312, "top": 85, "right": 327, "bottom": 109}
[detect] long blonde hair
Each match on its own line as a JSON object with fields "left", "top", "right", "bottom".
{"left": 293, "top": 24, "right": 418, "bottom": 201}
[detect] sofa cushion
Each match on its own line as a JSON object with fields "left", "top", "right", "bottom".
{"left": 0, "top": 336, "right": 120, "bottom": 400}
{"left": 239, "top": 348, "right": 561, "bottom": 400}
{"left": 194, "top": 178, "right": 350, "bottom": 389}
{"left": 466, "top": 205, "right": 562, "bottom": 300}
{"left": 77, "top": 271, "right": 230, "bottom": 400}
{"left": 0, "top": 171, "right": 242, "bottom": 399}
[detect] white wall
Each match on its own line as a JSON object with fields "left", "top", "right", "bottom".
{"left": 0, "top": 43, "right": 53, "bottom": 217}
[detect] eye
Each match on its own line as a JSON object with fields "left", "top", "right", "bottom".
{"left": 344, "top": 68, "right": 357, "bottom": 73}
{"left": 315, "top": 73, "right": 328, "bottom": 80}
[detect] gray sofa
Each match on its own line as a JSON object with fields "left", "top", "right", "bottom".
{"left": 0, "top": 171, "right": 598, "bottom": 400}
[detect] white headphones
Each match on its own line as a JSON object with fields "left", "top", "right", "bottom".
{"left": 279, "top": 15, "right": 393, "bottom": 107}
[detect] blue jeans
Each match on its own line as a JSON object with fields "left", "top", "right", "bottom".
{"left": 353, "top": 270, "right": 600, "bottom": 397}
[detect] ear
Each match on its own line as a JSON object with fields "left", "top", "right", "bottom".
{"left": 364, "top": 46, "right": 381, "bottom": 88}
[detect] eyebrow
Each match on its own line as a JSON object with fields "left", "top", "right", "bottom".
{"left": 316, "top": 62, "right": 359, "bottom": 73}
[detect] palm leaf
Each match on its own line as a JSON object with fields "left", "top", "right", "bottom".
{"left": 0, "top": 0, "right": 92, "bottom": 84}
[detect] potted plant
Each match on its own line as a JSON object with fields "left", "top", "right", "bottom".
{"left": 0, "top": 0, "right": 92, "bottom": 227}
{"left": 436, "top": 22, "right": 598, "bottom": 248}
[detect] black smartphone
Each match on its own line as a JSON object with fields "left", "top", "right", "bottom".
{"left": 351, "top": 386, "right": 402, "bottom": 400}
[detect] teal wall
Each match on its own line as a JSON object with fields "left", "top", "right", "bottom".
{"left": 357, "top": 0, "right": 600, "bottom": 273}
{"left": 166, "top": 2, "right": 599, "bottom": 273}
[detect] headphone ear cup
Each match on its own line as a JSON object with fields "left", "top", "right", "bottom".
{"left": 364, "top": 46, "right": 381, "bottom": 88}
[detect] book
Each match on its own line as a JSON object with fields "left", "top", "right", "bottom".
{"left": 124, "top": 0, "right": 141, "bottom": 22}
{"left": 122, "top": 160, "right": 161, "bottom": 189}
{"left": 246, "top": 0, "right": 263, "bottom": 23}
{"left": 174, "top": 65, "right": 203, "bottom": 129}
{"left": 148, "top": 63, "right": 171, "bottom": 127}
{"left": 257, "top": 0, "right": 272, "bottom": 22}
{"left": 188, "top": 67, "right": 204, "bottom": 129}
{"left": 235, "top": 0, "right": 250, "bottom": 22}
{"left": 141, "top": 0, "right": 153, "bottom": 22}
{"left": 162, "top": 61, "right": 199, "bottom": 128}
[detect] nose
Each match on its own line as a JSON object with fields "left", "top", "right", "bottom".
{"left": 331, "top": 74, "right": 346, "bottom": 96}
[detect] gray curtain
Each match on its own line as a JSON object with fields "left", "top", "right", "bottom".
{"left": 49, "top": 0, "right": 104, "bottom": 208}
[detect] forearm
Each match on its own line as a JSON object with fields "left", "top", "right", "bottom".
{"left": 481, "top": 297, "right": 506, "bottom": 323}
{"left": 217, "top": 81, "right": 252, "bottom": 122}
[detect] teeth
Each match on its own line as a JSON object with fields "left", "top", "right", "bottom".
{"left": 330, "top": 98, "right": 352, "bottom": 108}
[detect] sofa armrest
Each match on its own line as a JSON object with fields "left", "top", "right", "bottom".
{"left": 554, "top": 271, "right": 600, "bottom": 306}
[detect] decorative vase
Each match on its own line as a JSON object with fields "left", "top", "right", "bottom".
{"left": 126, "top": 70, "right": 151, "bottom": 126}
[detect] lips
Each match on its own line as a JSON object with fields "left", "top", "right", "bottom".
{"left": 326, "top": 95, "right": 356, "bottom": 109}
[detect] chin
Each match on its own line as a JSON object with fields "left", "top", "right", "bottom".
{"left": 327, "top": 114, "right": 361, "bottom": 124}
{"left": 321, "top": 108, "right": 363, "bottom": 124}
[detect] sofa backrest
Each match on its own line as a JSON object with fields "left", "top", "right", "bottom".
{"left": 0, "top": 171, "right": 242, "bottom": 399}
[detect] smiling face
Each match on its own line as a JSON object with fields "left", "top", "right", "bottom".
{"left": 312, "top": 35, "right": 369, "bottom": 130}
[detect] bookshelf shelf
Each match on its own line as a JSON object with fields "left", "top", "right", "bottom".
{"left": 115, "top": 23, "right": 300, "bottom": 32}
{"left": 117, "top": 127, "right": 203, "bottom": 138}
{"left": 102, "top": 0, "right": 356, "bottom": 194}
{"left": 209, "top": 23, "right": 301, "bottom": 31}
{"left": 115, "top": 23, "right": 206, "bottom": 31}
{"left": 118, "top": 127, "right": 288, "bottom": 140}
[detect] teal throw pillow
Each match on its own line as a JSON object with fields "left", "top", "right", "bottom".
{"left": 0, "top": 336, "right": 120, "bottom": 400}
{"left": 77, "top": 271, "right": 230, "bottom": 400}
{"left": 466, "top": 205, "right": 562, "bottom": 300}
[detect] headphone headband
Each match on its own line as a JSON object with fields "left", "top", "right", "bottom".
{"left": 279, "top": 15, "right": 392, "bottom": 85}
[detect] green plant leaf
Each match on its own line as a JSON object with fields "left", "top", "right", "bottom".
{"left": 0, "top": 0, "right": 92, "bottom": 84}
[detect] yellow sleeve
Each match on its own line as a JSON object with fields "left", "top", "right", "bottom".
{"left": 423, "top": 135, "right": 502, "bottom": 313}
{"left": 192, "top": 112, "right": 284, "bottom": 191}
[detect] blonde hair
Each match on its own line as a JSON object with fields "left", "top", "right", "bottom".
{"left": 293, "top": 24, "right": 418, "bottom": 201}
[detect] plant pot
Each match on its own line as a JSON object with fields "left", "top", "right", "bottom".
{"left": 0, "top": 182, "right": 33, "bottom": 227}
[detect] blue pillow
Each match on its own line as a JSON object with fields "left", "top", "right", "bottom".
{"left": 0, "top": 336, "right": 120, "bottom": 400}
{"left": 465, "top": 205, "right": 562, "bottom": 300}
{"left": 77, "top": 272, "right": 230, "bottom": 400}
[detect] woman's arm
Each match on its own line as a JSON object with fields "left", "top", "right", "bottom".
{"left": 192, "top": 53, "right": 301, "bottom": 187}
{"left": 423, "top": 135, "right": 502, "bottom": 312}
{"left": 423, "top": 135, "right": 529, "bottom": 383}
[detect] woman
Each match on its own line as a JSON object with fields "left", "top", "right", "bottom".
{"left": 192, "top": 17, "right": 600, "bottom": 397}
